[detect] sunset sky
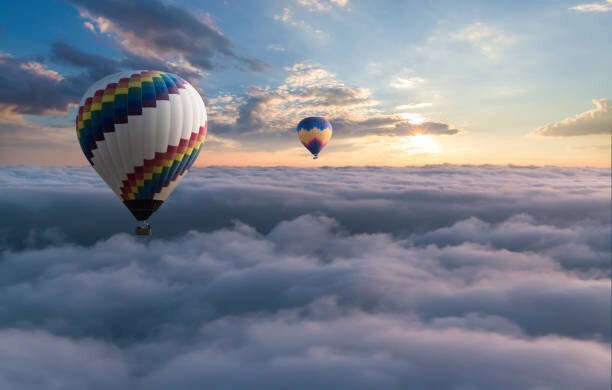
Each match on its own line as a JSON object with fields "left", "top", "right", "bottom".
{"left": 0, "top": 2, "right": 611, "bottom": 388}
{"left": 0, "top": 0, "right": 610, "bottom": 166}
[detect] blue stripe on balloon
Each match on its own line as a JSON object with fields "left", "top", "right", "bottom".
{"left": 296, "top": 117, "right": 331, "bottom": 132}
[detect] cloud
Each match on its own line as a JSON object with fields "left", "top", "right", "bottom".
{"left": 0, "top": 330, "right": 130, "bottom": 390}
{"left": 452, "top": 22, "right": 516, "bottom": 59}
{"left": 50, "top": 41, "right": 122, "bottom": 82}
{"left": 297, "top": 0, "right": 349, "bottom": 11}
{"left": 0, "top": 166, "right": 610, "bottom": 389}
{"left": 20, "top": 62, "right": 64, "bottom": 82}
{"left": 570, "top": 0, "right": 612, "bottom": 12}
{"left": 267, "top": 43, "right": 286, "bottom": 52}
{"left": 50, "top": 40, "right": 205, "bottom": 85}
{"left": 68, "top": 0, "right": 267, "bottom": 74}
{"left": 0, "top": 117, "right": 80, "bottom": 165}
{"left": 208, "top": 63, "right": 458, "bottom": 142}
{"left": 396, "top": 102, "right": 433, "bottom": 110}
{"left": 534, "top": 99, "right": 611, "bottom": 136}
{"left": 274, "top": 8, "right": 324, "bottom": 36}
{"left": 0, "top": 52, "right": 81, "bottom": 116}
{"left": 389, "top": 76, "right": 426, "bottom": 89}
{"left": 1, "top": 165, "right": 609, "bottom": 255}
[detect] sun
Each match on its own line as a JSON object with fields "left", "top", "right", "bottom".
{"left": 397, "top": 134, "right": 441, "bottom": 155}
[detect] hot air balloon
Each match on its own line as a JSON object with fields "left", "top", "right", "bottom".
{"left": 296, "top": 117, "right": 332, "bottom": 159}
{"left": 75, "top": 70, "right": 207, "bottom": 235}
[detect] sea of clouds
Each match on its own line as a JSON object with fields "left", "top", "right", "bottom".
{"left": 0, "top": 166, "right": 610, "bottom": 389}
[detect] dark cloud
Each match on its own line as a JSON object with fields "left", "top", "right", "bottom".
{"left": 0, "top": 53, "right": 81, "bottom": 115}
{"left": 0, "top": 166, "right": 609, "bottom": 389}
{"left": 50, "top": 41, "right": 204, "bottom": 85}
{"left": 50, "top": 41, "right": 121, "bottom": 82}
{"left": 332, "top": 116, "right": 460, "bottom": 137}
{"left": 69, "top": 0, "right": 267, "bottom": 73}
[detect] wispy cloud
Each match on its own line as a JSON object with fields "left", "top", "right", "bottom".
{"left": 297, "top": 0, "right": 348, "bottom": 11}
{"left": 389, "top": 76, "right": 426, "bottom": 89}
{"left": 534, "top": 99, "right": 611, "bottom": 136}
{"left": 396, "top": 102, "right": 433, "bottom": 110}
{"left": 569, "top": 0, "right": 612, "bottom": 12}
{"left": 274, "top": 7, "right": 324, "bottom": 36}
{"left": 452, "top": 22, "right": 516, "bottom": 59}
{"left": 19, "top": 62, "right": 64, "bottom": 82}
{"left": 267, "top": 43, "right": 286, "bottom": 52}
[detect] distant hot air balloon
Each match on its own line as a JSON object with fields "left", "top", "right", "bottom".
{"left": 296, "top": 117, "right": 332, "bottom": 159}
{"left": 75, "top": 70, "right": 207, "bottom": 235}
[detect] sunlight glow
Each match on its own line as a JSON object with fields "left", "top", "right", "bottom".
{"left": 396, "top": 134, "right": 441, "bottom": 155}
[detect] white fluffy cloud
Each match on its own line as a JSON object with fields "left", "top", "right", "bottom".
{"left": 534, "top": 99, "right": 611, "bottom": 136}
{"left": 0, "top": 166, "right": 609, "bottom": 388}
{"left": 208, "top": 63, "right": 459, "bottom": 141}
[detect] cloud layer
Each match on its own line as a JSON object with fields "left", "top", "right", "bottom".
{"left": 535, "top": 99, "right": 611, "bottom": 136}
{"left": 0, "top": 166, "right": 610, "bottom": 389}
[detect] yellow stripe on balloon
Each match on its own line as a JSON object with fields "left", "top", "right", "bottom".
{"left": 298, "top": 127, "right": 332, "bottom": 145}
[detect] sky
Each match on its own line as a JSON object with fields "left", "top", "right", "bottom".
{"left": 0, "top": 165, "right": 610, "bottom": 388}
{"left": 0, "top": 0, "right": 611, "bottom": 166}
{"left": 0, "top": 2, "right": 610, "bottom": 388}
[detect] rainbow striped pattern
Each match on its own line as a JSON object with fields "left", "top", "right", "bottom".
{"left": 120, "top": 124, "right": 206, "bottom": 200}
{"left": 76, "top": 71, "right": 185, "bottom": 163}
{"left": 296, "top": 117, "right": 332, "bottom": 157}
{"left": 76, "top": 70, "right": 206, "bottom": 201}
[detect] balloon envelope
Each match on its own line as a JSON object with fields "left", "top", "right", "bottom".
{"left": 75, "top": 70, "right": 207, "bottom": 221}
{"left": 296, "top": 117, "right": 332, "bottom": 158}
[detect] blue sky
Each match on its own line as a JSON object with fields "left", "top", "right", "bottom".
{"left": 0, "top": 0, "right": 610, "bottom": 165}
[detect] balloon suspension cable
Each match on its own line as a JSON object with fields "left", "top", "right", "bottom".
{"left": 135, "top": 220, "right": 152, "bottom": 236}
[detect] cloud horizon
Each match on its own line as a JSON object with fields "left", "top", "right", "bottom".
{"left": 0, "top": 165, "right": 609, "bottom": 389}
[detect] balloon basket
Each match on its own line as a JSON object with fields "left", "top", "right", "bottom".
{"left": 313, "top": 155, "right": 318, "bottom": 160}
{"left": 135, "top": 221, "right": 152, "bottom": 236}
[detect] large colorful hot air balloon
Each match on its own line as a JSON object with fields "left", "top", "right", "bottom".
{"left": 75, "top": 70, "right": 207, "bottom": 235}
{"left": 296, "top": 117, "right": 332, "bottom": 159}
